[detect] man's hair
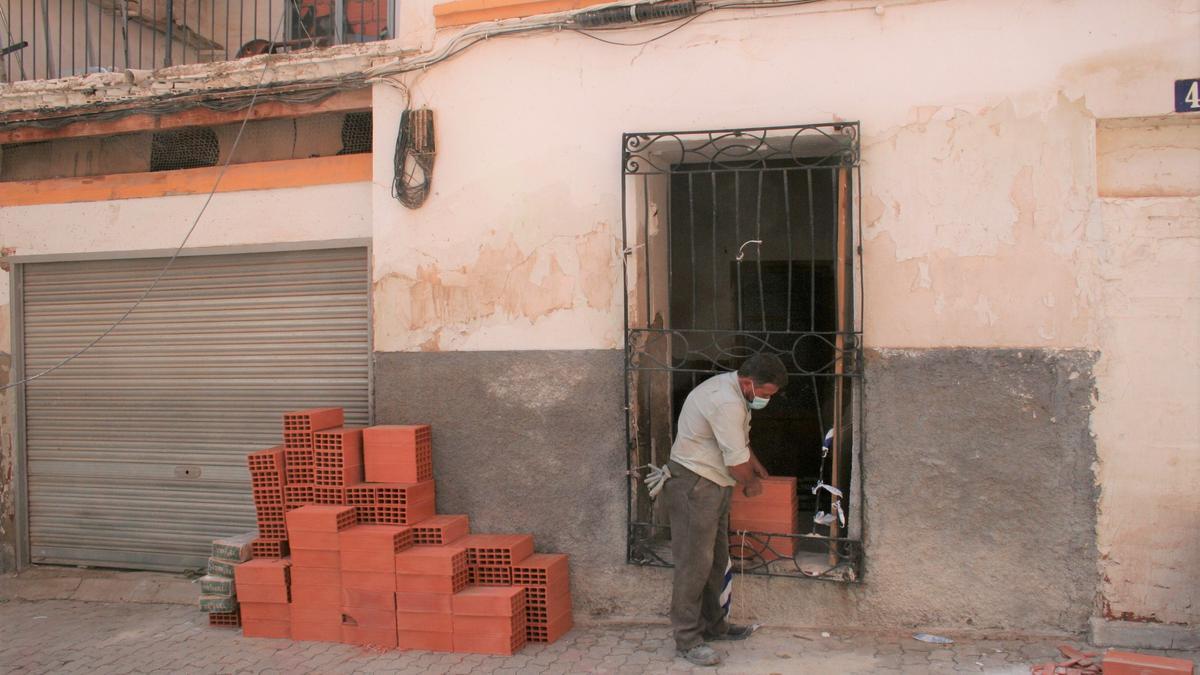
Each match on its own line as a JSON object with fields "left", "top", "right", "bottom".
{"left": 738, "top": 353, "right": 789, "bottom": 388}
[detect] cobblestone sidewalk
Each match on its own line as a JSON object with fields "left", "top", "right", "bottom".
{"left": 1, "top": 599, "right": 1196, "bottom": 674}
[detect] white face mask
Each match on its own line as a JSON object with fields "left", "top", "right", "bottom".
{"left": 749, "top": 396, "right": 770, "bottom": 410}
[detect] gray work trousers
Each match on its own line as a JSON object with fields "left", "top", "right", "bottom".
{"left": 665, "top": 460, "right": 732, "bottom": 651}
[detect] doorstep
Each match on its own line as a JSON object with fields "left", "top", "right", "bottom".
{"left": 0, "top": 565, "right": 197, "bottom": 605}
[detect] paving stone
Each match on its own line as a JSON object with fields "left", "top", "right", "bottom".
{"left": 1, "top": 599, "right": 1198, "bottom": 673}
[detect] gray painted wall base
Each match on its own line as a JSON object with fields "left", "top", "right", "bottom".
{"left": 1090, "top": 617, "right": 1200, "bottom": 651}
{"left": 375, "top": 347, "right": 1100, "bottom": 633}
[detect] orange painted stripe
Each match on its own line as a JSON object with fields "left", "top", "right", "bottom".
{"left": 0, "top": 154, "right": 372, "bottom": 207}
{"left": 434, "top": 0, "right": 607, "bottom": 27}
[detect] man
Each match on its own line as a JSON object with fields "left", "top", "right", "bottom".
{"left": 664, "top": 353, "right": 788, "bottom": 667}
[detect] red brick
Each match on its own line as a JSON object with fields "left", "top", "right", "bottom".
{"left": 290, "top": 620, "right": 342, "bottom": 642}
{"left": 312, "top": 486, "right": 349, "bottom": 505}
{"left": 396, "top": 611, "right": 452, "bottom": 632}
{"left": 340, "top": 607, "right": 396, "bottom": 630}
{"left": 375, "top": 498, "right": 436, "bottom": 526}
{"left": 286, "top": 505, "right": 357, "bottom": 532}
{"left": 412, "top": 515, "right": 469, "bottom": 546}
{"left": 373, "top": 480, "right": 435, "bottom": 504}
{"left": 1104, "top": 650, "right": 1195, "bottom": 674}
{"left": 257, "top": 521, "right": 287, "bottom": 540}
{"left": 291, "top": 567, "right": 340, "bottom": 588}
{"left": 290, "top": 604, "right": 342, "bottom": 625}
{"left": 453, "top": 586, "right": 525, "bottom": 617}
{"left": 341, "top": 570, "right": 396, "bottom": 592}
{"left": 250, "top": 538, "right": 289, "bottom": 559}
{"left": 363, "top": 425, "right": 433, "bottom": 483}
{"left": 284, "top": 484, "right": 314, "bottom": 510}
{"left": 313, "top": 427, "right": 364, "bottom": 467}
{"left": 396, "top": 592, "right": 453, "bottom": 614}
{"left": 247, "top": 446, "right": 286, "bottom": 477}
{"left": 527, "top": 611, "right": 573, "bottom": 643}
{"left": 731, "top": 498, "right": 799, "bottom": 523}
{"left": 395, "top": 573, "right": 468, "bottom": 595}
{"left": 461, "top": 534, "right": 534, "bottom": 567}
{"left": 728, "top": 516, "right": 797, "bottom": 535}
{"left": 291, "top": 548, "right": 340, "bottom": 569}
{"left": 234, "top": 558, "right": 290, "bottom": 587}
{"left": 452, "top": 631, "right": 526, "bottom": 656}
{"left": 284, "top": 446, "right": 314, "bottom": 471}
{"left": 453, "top": 614, "right": 525, "bottom": 636}
{"left": 342, "top": 549, "right": 400, "bottom": 573}
{"left": 237, "top": 583, "right": 289, "bottom": 604}
{"left": 342, "top": 624, "right": 398, "bottom": 648}
{"left": 314, "top": 464, "right": 365, "bottom": 487}
{"left": 290, "top": 583, "right": 341, "bottom": 607}
{"left": 208, "top": 609, "right": 241, "bottom": 627}
{"left": 512, "top": 553, "right": 569, "bottom": 597}
{"left": 396, "top": 629, "right": 454, "bottom": 652}
{"left": 283, "top": 408, "right": 344, "bottom": 449}
{"left": 730, "top": 476, "right": 797, "bottom": 503}
{"left": 469, "top": 565, "right": 513, "bottom": 586}
{"left": 524, "top": 591, "right": 572, "bottom": 624}
{"left": 241, "top": 602, "right": 291, "bottom": 621}
{"left": 395, "top": 546, "right": 467, "bottom": 576}
{"left": 341, "top": 588, "right": 395, "bottom": 611}
{"left": 289, "top": 531, "right": 340, "bottom": 549}
{"left": 340, "top": 524, "right": 413, "bottom": 553}
{"left": 243, "top": 618, "right": 291, "bottom": 639}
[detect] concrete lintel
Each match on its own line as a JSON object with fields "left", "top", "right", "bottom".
{"left": 1090, "top": 617, "right": 1200, "bottom": 651}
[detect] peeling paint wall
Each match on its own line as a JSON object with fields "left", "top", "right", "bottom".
{"left": 364, "top": 0, "right": 1199, "bottom": 636}
{"left": 1092, "top": 196, "right": 1200, "bottom": 626}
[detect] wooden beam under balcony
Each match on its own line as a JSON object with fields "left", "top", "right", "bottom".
{"left": 0, "top": 87, "right": 371, "bottom": 144}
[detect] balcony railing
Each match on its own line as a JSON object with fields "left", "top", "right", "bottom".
{"left": 1, "top": 0, "right": 394, "bottom": 82}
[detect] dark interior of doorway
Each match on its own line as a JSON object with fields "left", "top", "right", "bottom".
{"left": 666, "top": 164, "right": 848, "bottom": 520}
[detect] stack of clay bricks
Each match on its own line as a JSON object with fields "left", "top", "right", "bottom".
{"left": 200, "top": 532, "right": 256, "bottom": 627}
{"left": 235, "top": 557, "right": 292, "bottom": 638}
{"left": 230, "top": 406, "right": 574, "bottom": 654}
{"left": 729, "top": 476, "right": 799, "bottom": 561}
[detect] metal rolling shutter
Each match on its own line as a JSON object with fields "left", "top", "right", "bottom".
{"left": 21, "top": 247, "right": 369, "bottom": 571}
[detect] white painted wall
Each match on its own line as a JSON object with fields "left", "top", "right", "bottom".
{"left": 369, "top": 0, "right": 1200, "bottom": 629}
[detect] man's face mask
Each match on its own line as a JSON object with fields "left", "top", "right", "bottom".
{"left": 748, "top": 395, "right": 771, "bottom": 410}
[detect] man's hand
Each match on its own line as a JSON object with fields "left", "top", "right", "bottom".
{"left": 729, "top": 461, "right": 763, "bottom": 498}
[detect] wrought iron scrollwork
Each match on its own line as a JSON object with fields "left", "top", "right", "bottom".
{"left": 623, "top": 123, "right": 860, "bottom": 175}
{"left": 630, "top": 522, "right": 862, "bottom": 582}
{"left": 626, "top": 328, "right": 862, "bottom": 378}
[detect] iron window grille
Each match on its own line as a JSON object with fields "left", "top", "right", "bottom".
{"left": 621, "top": 123, "right": 864, "bottom": 582}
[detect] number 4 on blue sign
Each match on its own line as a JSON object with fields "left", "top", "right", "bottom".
{"left": 1177, "top": 79, "right": 1200, "bottom": 113}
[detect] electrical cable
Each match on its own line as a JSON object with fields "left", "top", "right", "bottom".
{"left": 1, "top": 12, "right": 289, "bottom": 392}
{"left": 570, "top": 12, "right": 703, "bottom": 46}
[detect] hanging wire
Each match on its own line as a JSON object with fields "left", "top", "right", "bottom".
{"left": 392, "top": 107, "right": 435, "bottom": 208}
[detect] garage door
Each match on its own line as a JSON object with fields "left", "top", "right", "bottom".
{"left": 19, "top": 246, "right": 369, "bottom": 571}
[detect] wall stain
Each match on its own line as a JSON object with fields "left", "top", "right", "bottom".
{"left": 373, "top": 222, "right": 619, "bottom": 348}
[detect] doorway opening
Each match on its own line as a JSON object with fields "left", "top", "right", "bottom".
{"left": 622, "top": 124, "right": 862, "bottom": 581}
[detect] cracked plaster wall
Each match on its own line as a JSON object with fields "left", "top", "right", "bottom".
{"left": 366, "top": 0, "right": 1199, "bottom": 633}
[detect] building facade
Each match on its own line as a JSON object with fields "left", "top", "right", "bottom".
{"left": 1, "top": 0, "right": 1197, "bottom": 649}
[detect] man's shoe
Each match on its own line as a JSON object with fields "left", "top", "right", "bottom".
{"left": 704, "top": 623, "right": 755, "bottom": 641}
{"left": 677, "top": 643, "right": 722, "bottom": 667}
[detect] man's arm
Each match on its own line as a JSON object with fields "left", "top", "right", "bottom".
{"left": 748, "top": 449, "right": 769, "bottom": 479}
{"left": 729, "top": 461, "right": 763, "bottom": 497}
